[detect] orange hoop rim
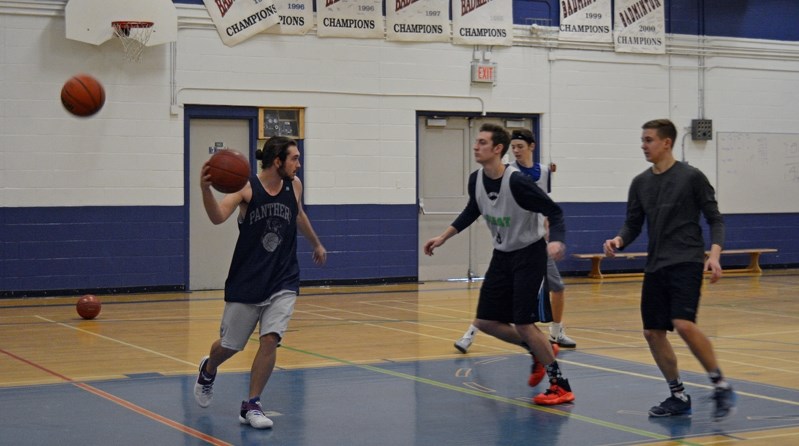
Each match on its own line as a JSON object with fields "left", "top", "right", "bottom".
{"left": 112, "top": 21, "right": 154, "bottom": 29}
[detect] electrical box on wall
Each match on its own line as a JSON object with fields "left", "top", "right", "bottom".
{"left": 691, "top": 119, "right": 713, "bottom": 140}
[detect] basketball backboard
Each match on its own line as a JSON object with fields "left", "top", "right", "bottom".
{"left": 65, "top": 0, "right": 177, "bottom": 47}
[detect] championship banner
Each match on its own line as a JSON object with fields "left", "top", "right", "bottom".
{"left": 559, "top": 0, "right": 612, "bottom": 43}
{"left": 387, "top": 0, "right": 449, "bottom": 43}
{"left": 316, "top": 0, "right": 384, "bottom": 39}
{"left": 264, "top": 0, "right": 314, "bottom": 35}
{"left": 452, "top": 0, "right": 513, "bottom": 46}
{"left": 613, "top": 0, "right": 665, "bottom": 54}
{"left": 203, "top": 0, "right": 280, "bottom": 47}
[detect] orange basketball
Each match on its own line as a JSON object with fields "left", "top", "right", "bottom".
{"left": 76, "top": 294, "right": 102, "bottom": 320}
{"left": 207, "top": 149, "right": 251, "bottom": 193}
{"left": 61, "top": 74, "right": 105, "bottom": 117}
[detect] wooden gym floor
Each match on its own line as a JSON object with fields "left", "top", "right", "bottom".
{"left": 1, "top": 270, "right": 798, "bottom": 445}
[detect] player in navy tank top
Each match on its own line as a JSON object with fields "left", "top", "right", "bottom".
{"left": 194, "top": 136, "right": 326, "bottom": 428}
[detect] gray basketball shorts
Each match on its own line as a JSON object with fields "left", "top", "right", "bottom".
{"left": 219, "top": 290, "right": 297, "bottom": 351}
{"left": 546, "top": 255, "right": 565, "bottom": 292}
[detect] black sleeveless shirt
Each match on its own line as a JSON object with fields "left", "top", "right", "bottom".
{"left": 224, "top": 176, "right": 299, "bottom": 303}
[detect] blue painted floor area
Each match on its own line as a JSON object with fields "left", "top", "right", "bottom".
{"left": 1, "top": 350, "right": 797, "bottom": 445}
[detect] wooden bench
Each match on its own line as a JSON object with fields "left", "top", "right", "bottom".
{"left": 573, "top": 248, "right": 778, "bottom": 279}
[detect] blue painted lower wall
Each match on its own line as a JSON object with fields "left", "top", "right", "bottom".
{"left": 297, "top": 204, "right": 418, "bottom": 283}
{"left": 1, "top": 206, "right": 185, "bottom": 296}
{"left": 2, "top": 204, "right": 798, "bottom": 296}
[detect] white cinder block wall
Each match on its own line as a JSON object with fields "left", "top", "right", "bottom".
{"left": 174, "top": 4, "right": 799, "bottom": 208}
{"left": 2, "top": 3, "right": 183, "bottom": 208}
{"left": 2, "top": 2, "right": 798, "bottom": 293}
{"left": 4, "top": 3, "right": 798, "bottom": 209}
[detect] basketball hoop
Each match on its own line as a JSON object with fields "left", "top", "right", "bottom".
{"left": 111, "top": 21, "right": 154, "bottom": 62}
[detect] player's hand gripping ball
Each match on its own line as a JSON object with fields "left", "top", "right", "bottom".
{"left": 207, "top": 149, "right": 251, "bottom": 193}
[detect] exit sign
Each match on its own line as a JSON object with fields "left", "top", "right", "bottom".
{"left": 471, "top": 61, "right": 497, "bottom": 84}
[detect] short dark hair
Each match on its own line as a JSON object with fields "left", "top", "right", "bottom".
{"left": 642, "top": 119, "right": 677, "bottom": 144}
{"left": 510, "top": 128, "right": 535, "bottom": 144}
{"left": 256, "top": 136, "right": 297, "bottom": 170}
{"left": 480, "top": 123, "right": 511, "bottom": 157}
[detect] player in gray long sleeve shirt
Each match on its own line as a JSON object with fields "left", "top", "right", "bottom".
{"left": 604, "top": 119, "right": 736, "bottom": 421}
{"left": 618, "top": 160, "right": 725, "bottom": 272}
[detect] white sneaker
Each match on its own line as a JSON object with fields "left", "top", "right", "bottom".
{"left": 454, "top": 336, "right": 473, "bottom": 353}
{"left": 549, "top": 330, "right": 577, "bottom": 348}
{"left": 194, "top": 356, "right": 214, "bottom": 408}
{"left": 239, "top": 401, "right": 274, "bottom": 429}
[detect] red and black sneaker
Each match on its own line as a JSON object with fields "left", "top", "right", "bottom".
{"left": 533, "top": 377, "right": 575, "bottom": 405}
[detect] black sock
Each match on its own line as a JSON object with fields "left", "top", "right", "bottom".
{"left": 545, "top": 361, "right": 562, "bottom": 381}
{"left": 199, "top": 368, "right": 216, "bottom": 383}
{"left": 709, "top": 368, "right": 730, "bottom": 388}
{"left": 668, "top": 379, "right": 688, "bottom": 401}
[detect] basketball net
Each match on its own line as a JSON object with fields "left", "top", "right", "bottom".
{"left": 112, "top": 21, "right": 154, "bottom": 62}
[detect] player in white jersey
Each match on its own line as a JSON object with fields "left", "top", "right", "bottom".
{"left": 455, "top": 128, "right": 576, "bottom": 353}
{"left": 424, "top": 123, "right": 574, "bottom": 405}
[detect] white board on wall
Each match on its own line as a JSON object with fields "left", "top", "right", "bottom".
{"left": 717, "top": 132, "right": 799, "bottom": 214}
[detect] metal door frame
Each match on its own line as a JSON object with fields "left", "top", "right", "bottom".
{"left": 183, "top": 105, "right": 259, "bottom": 288}
{"left": 416, "top": 111, "right": 541, "bottom": 281}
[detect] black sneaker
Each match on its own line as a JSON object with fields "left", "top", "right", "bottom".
{"left": 648, "top": 395, "right": 692, "bottom": 417}
{"left": 712, "top": 386, "right": 737, "bottom": 421}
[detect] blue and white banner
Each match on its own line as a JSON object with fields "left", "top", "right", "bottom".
{"left": 203, "top": 0, "right": 280, "bottom": 46}
{"left": 613, "top": 0, "right": 665, "bottom": 54}
{"left": 386, "top": 0, "right": 449, "bottom": 42}
{"left": 452, "top": 0, "right": 513, "bottom": 46}
{"left": 317, "top": 0, "right": 384, "bottom": 39}
{"left": 265, "top": 0, "right": 314, "bottom": 35}
{"left": 559, "top": 0, "right": 612, "bottom": 43}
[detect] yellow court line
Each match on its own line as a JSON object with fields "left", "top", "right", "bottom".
{"left": 294, "top": 305, "right": 799, "bottom": 408}
{"left": 279, "top": 343, "right": 699, "bottom": 446}
{"left": 556, "top": 358, "right": 799, "bottom": 407}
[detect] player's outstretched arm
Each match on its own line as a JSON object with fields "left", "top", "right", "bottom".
{"left": 423, "top": 227, "right": 458, "bottom": 256}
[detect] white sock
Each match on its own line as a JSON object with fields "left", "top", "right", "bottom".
{"left": 549, "top": 322, "right": 562, "bottom": 337}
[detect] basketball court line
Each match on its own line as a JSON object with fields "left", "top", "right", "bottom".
{"left": 28, "top": 306, "right": 799, "bottom": 409}
{"left": 35, "top": 315, "right": 196, "bottom": 367}
{"left": 277, "top": 342, "right": 694, "bottom": 445}
{"left": 3, "top": 300, "right": 796, "bottom": 445}
{"left": 0, "top": 347, "right": 231, "bottom": 446}
{"left": 706, "top": 303, "right": 799, "bottom": 322}
{"left": 361, "top": 299, "right": 476, "bottom": 319}
{"left": 294, "top": 306, "right": 526, "bottom": 358}
{"left": 22, "top": 290, "right": 796, "bottom": 409}
{"left": 294, "top": 302, "right": 799, "bottom": 407}
{"left": 8, "top": 282, "right": 797, "bottom": 408}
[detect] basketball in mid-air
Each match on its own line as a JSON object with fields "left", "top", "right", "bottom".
{"left": 207, "top": 149, "right": 251, "bottom": 193}
{"left": 60, "top": 74, "right": 106, "bottom": 117}
{"left": 76, "top": 294, "right": 102, "bottom": 320}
